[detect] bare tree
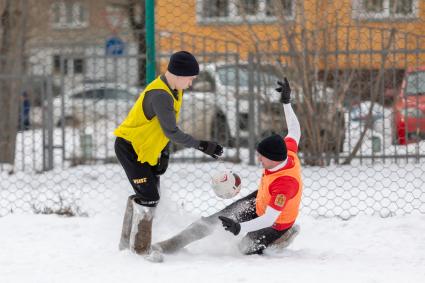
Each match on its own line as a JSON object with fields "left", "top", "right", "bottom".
{"left": 0, "top": 0, "right": 27, "bottom": 167}
{"left": 228, "top": 0, "right": 400, "bottom": 166}
{"left": 126, "top": 0, "right": 146, "bottom": 86}
{"left": 342, "top": 29, "right": 396, "bottom": 165}
{"left": 272, "top": 0, "right": 355, "bottom": 166}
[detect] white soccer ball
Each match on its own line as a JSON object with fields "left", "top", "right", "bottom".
{"left": 211, "top": 170, "right": 242, "bottom": 199}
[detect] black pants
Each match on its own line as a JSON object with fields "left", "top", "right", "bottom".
{"left": 114, "top": 137, "right": 160, "bottom": 207}
{"left": 205, "top": 191, "right": 290, "bottom": 255}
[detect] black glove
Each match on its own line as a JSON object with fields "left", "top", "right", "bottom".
{"left": 197, "top": 140, "right": 223, "bottom": 159}
{"left": 153, "top": 144, "right": 170, "bottom": 175}
{"left": 218, "top": 216, "right": 241, "bottom": 236}
{"left": 275, "top": 77, "right": 291, "bottom": 104}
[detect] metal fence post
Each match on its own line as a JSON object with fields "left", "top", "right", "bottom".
{"left": 43, "top": 77, "right": 54, "bottom": 171}
{"left": 235, "top": 52, "right": 241, "bottom": 162}
{"left": 248, "top": 52, "right": 256, "bottom": 165}
{"left": 145, "top": 0, "right": 156, "bottom": 84}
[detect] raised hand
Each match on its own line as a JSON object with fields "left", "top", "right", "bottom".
{"left": 275, "top": 77, "right": 291, "bottom": 104}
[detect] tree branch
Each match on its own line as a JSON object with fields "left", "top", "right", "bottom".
{"left": 342, "top": 28, "right": 397, "bottom": 165}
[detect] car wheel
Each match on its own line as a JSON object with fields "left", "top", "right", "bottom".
{"left": 211, "top": 112, "right": 233, "bottom": 147}
{"left": 391, "top": 112, "right": 402, "bottom": 145}
{"left": 391, "top": 125, "right": 399, "bottom": 145}
{"left": 56, "top": 115, "right": 80, "bottom": 128}
{"left": 319, "top": 129, "right": 341, "bottom": 154}
{"left": 260, "top": 130, "right": 278, "bottom": 140}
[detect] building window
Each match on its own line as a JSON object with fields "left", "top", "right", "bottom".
{"left": 265, "top": 0, "right": 293, "bottom": 17}
{"left": 197, "top": 0, "right": 295, "bottom": 23}
{"left": 105, "top": 5, "right": 130, "bottom": 30}
{"left": 201, "top": 0, "right": 229, "bottom": 18}
{"left": 237, "top": 0, "right": 259, "bottom": 16}
{"left": 389, "top": 0, "right": 414, "bottom": 14}
{"left": 353, "top": 0, "right": 418, "bottom": 19}
{"left": 53, "top": 55, "right": 68, "bottom": 75}
{"left": 73, "top": 58, "right": 84, "bottom": 74}
{"left": 364, "top": 0, "right": 384, "bottom": 13}
{"left": 53, "top": 55, "right": 85, "bottom": 75}
{"left": 51, "top": 1, "right": 88, "bottom": 29}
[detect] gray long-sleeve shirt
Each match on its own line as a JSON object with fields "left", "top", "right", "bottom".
{"left": 142, "top": 75, "right": 200, "bottom": 148}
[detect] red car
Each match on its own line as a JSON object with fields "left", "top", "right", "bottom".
{"left": 393, "top": 66, "right": 425, "bottom": 145}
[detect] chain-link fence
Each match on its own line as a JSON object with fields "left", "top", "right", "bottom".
{"left": 1, "top": 0, "right": 424, "bottom": 218}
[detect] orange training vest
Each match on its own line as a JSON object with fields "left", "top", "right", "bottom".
{"left": 255, "top": 150, "right": 303, "bottom": 225}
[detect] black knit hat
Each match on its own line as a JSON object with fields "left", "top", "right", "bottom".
{"left": 167, "top": 51, "right": 199, "bottom": 76}
{"left": 256, "top": 134, "right": 287, "bottom": 161}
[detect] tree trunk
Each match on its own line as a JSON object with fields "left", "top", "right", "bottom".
{"left": 0, "top": 0, "right": 25, "bottom": 166}
{"left": 137, "top": 31, "right": 146, "bottom": 85}
{"left": 127, "top": 0, "right": 146, "bottom": 86}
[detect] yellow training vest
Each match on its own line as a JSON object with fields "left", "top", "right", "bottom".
{"left": 114, "top": 76, "right": 183, "bottom": 166}
{"left": 256, "top": 151, "right": 303, "bottom": 225}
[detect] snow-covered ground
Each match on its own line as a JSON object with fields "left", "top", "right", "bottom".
{"left": 1, "top": 101, "right": 424, "bottom": 282}
{"left": 1, "top": 159, "right": 424, "bottom": 282}
{"left": 1, "top": 201, "right": 424, "bottom": 283}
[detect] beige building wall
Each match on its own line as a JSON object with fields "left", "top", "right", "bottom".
{"left": 24, "top": 0, "right": 139, "bottom": 89}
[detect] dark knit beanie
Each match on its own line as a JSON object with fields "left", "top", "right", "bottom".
{"left": 167, "top": 51, "right": 199, "bottom": 76}
{"left": 256, "top": 134, "right": 287, "bottom": 161}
